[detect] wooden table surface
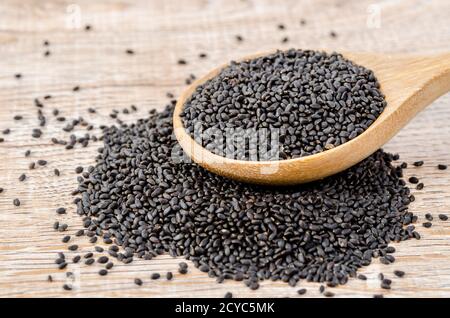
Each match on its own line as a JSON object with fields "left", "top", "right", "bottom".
{"left": 0, "top": 0, "right": 449, "bottom": 298}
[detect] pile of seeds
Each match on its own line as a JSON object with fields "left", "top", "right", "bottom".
{"left": 74, "top": 103, "right": 418, "bottom": 288}
{"left": 180, "top": 49, "right": 387, "bottom": 160}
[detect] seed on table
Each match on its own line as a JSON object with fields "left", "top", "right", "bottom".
{"left": 297, "top": 288, "right": 307, "bottom": 295}
{"left": 177, "top": 59, "right": 187, "bottom": 65}
{"left": 63, "top": 284, "right": 72, "bottom": 291}
{"left": 422, "top": 222, "right": 432, "bottom": 228}
{"left": 416, "top": 183, "right": 424, "bottom": 190}
{"left": 25, "top": 150, "right": 31, "bottom": 157}
{"left": 235, "top": 34, "right": 243, "bottom": 42}
{"left": 32, "top": 129, "right": 42, "bottom": 138}
{"left": 97, "top": 256, "right": 109, "bottom": 264}
{"left": 438, "top": 214, "right": 448, "bottom": 221}
{"left": 15, "top": 73, "right": 22, "bottom": 79}
{"left": 75, "top": 229, "right": 84, "bottom": 236}
{"left": 425, "top": 213, "right": 433, "bottom": 221}
{"left": 56, "top": 207, "right": 66, "bottom": 215}
{"left": 125, "top": 49, "right": 135, "bottom": 55}
{"left": 55, "top": 258, "right": 65, "bottom": 264}
{"left": 72, "top": 255, "right": 81, "bottom": 263}
{"left": 324, "top": 291, "right": 335, "bottom": 297}
{"left": 105, "top": 262, "right": 114, "bottom": 270}
{"left": 373, "top": 294, "right": 383, "bottom": 298}
{"left": 89, "top": 237, "right": 97, "bottom": 244}
{"left": 58, "top": 262, "right": 67, "bottom": 270}
{"left": 29, "top": 162, "right": 36, "bottom": 170}
{"left": 62, "top": 235, "right": 71, "bottom": 243}
{"left": 393, "top": 270, "right": 405, "bottom": 278}
{"left": 300, "top": 19, "right": 306, "bottom": 25}
{"left": 18, "top": 174, "right": 26, "bottom": 182}
{"left": 413, "top": 161, "right": 424, "bottom": 167}
{"left": 151, "top": 273, "right": 160, "bottom": 280}
{"left": 382, "top": 278, "right": 392, "bottom": 285}
{"left": 330, "top": 31, "right": 337, "bottom": 38}
{"left": 37, "top": 160, "right": 47, "bottom": 166}
{"left": 84, "top": 252, "right": 93, "bottom": 259}
{"left": 357, "top": 274, "right": 367, "bottom": 280}
{"left": 73, "top": 86, "right": 80, "bottom": 92}
{"left": 95, "top": 246, "right": 104, "bottom": 253}
{"left": 378, "top": 273, "right": 384, "bottom": 281}
{"left": 47, "top": 275, "right": 53, "bottom": 282}
{"left": 2, "top": 128, "right": 11, "bottom": 134}
{"left": 166, "top": 272, "right": 173, "bottom": 280}
{"left": 438, "top": 164, "right": 447, "bottom": 170}
{"left": 85, "top": 24, "right": 92, "bottom": 31}
{"left": 14, "top": 115, "right": 23, "bottom": 120}
{"left": 68, "top": 244, "right": 78, "bottom": 251}
{"left": 408, "top": 177, "right": 419, "bottom": 184}
{"left": 53, "top": 221, "right": 59, "bottom": 230}
{"left": 85, "top": 258, "right": 95, "bottom": 265}
{"left": 281, "top": 37, "right": 289, "bottom": 43}
{"left": 134, "top": 278, "right": 143, "bottom": 286}
{"left": 224, "top": 292, "right": 233, "bottom": 298}
{"left": 98, "top": 269, "right": 108, "bottom": 276}
{"left": 199, "top": 53, "right": 207, "bottom": 59}
{"left": 54, "top": 169, "right": 60, "bottom": 176}
{"left": 13, "top": 198, "right": 21, "bottom": 207}
{"left": 381, "top": 282, "right": 391, "bottom": 290}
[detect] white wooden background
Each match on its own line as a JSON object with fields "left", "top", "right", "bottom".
{"left": 0, "top": 0, "right": 449, "bottom": 297}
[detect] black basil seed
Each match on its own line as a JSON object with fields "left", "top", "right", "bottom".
{"left": 72, "top": 255, "right": 81, "bottom": 263}
{"left": 13, "top": 198, "right": 20, "bottom": 207}
{"left": 62, "top": 235, "right": 71, "bottom": 243}
{"left": 19, "top": 174, "right": 26, "bottom": 182}
{"left": 416, "top": 183, "right": 424, "bottom": 190}
{"left": 134, "top": 278, "right": 143, "bottom": 286}
{"left": 71, "top": 99, "right": 417, "bottom": 290}
{"left": 56, "top": 207, "right": 66, "bottom": 215}
{"left": 438, "top": 164, "right": 447, "bottom": 170}
{"left": 151, "top": 273, "right": 160, "bottom": 280}
{"left": 68, "top": 244, "right": 78, "bottom": 251}
{"left": 408, "top": 177, "right": 419, "bottom": 184}
{"left": 105, "top": 262, "right": 114, "bottom": 270}
{"left": 63, "top": 284, "right": 72, "bottom": 291}
{"left": 181, "top": 49, "right": 387, "bottom": 160}
{"left": 297, "top": 288, "right": 307, "bottom": 295}
{"left": 413, "top": 161, "right": 424, "bottom": 167}
{"left": 166, "top": 272, "right": 173, "bottom": 280}
{"left": 97, "top": 256, "right": 108, "bottom": 264}
{"left": 425, "top": 213, "right": 433, "bottom": 221}
{"left": 98, "top": 269, "right": 108, "bottom": 276}
{"left": 85, "top": 258, "right": 95, "bottom": 265}
{"left": 224, "top": 292, "right": 233, "bottom": 298}
{"left": 37, "top": 160, "right": 47, "bottom": 166}
{"left": 438, "top": 214, "right": 448, "bottom": 221}
{"left": 393, "top": 270, "right": 405, "bottom": 278}
{"left": 422, "top": 222, "right": 432, "bottom": 228}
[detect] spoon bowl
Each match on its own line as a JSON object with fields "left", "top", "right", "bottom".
{"left": 173, "top": 51, "right": 450, "bottom": 185}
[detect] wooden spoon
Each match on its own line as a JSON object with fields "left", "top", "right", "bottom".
{"left": 173, "top": 51, "right": 450, "bottom": 185}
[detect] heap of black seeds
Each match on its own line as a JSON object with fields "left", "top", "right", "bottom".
{"left": 75, "top": 103, "right": 417, "bottom": 288}
{"left": 180, "top": 49, "right": 387, "bottom": 160}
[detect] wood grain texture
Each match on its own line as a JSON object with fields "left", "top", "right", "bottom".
{"left": 0, "top": 0, "right": 449, "bottom": 298}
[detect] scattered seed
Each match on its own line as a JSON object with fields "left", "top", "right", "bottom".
{"left": 72, "top": 255, "right": 81, "bottom": 263}
{"left": 413, "top": 161, "right": 424, "bottom": 167}
{"left": 97, "top": 256, "right": 109, "bottom": 264}
{"left": 62, "top": 235, "right": 71, "bottom": 243}
{"left": 438, "top": 164, "right": 447, "bottom": 170}
{"left": 98, "top": 269, "right": 108, "bottom": 276}
{"left": 68, "top": 244, "right": 78, "bottom": 251}
{"left": 134, "top": 278, "right": 143, "bottom": 286}
{"left": 37, "top": 160, "right": 47, "bottom": 166}
{"left": 126, "top": 49, "right": 135, "bottom": 55}
{"left": 63, "top": 284, "right": 72, "bottom": 291}
{"left": 425, "top": 213, "right": 433, "bottom": 221}
{"left": 393, "top": 270, "right": 405, "bottom": 278}
{"left": 224, "top": 292, "right": 233, "bottom": 298}
{"left": 13, "top": 198, "right": 20, "bottom": 207}
{"left": 438, "top": 214, "right": 448, "bottom": 221}
{"left": 422, "top": 222, "right": 432, "bottom": 228}
{"left": 56, "top": 207, "right": 66, "bottom": 215}
{"left": 166, "top": 272, "right": 173, "bottom": 280}
{"left": 151, "top": 273, "right": 160, "bottom": 280}
{"left": 408, "top": 177, "right": 419, "bottom": 184}
{"left": 297, "top": 288, "right": 307, "bottom": 295}
{"left": 18, "top": 174, "right": 26, "bottom": 182}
